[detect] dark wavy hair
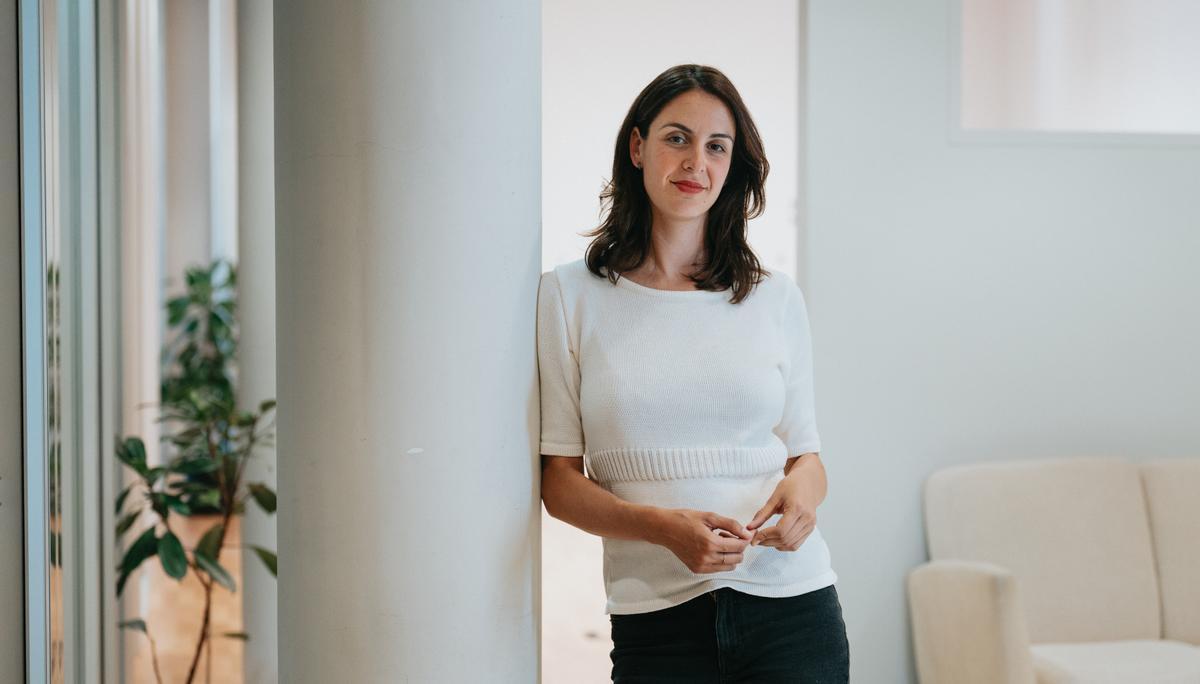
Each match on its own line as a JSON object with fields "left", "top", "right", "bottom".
{"left": 583, "top": 64, "right": 772, "bottom": 304}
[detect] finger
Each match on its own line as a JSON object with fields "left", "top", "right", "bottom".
{"left": 715, "top": 530, "right": 752, "bottom": 551}
{"left": 745, "top": 497, "right": 779, "bottom": 531}
{"left": 770, "top": 508, "right": 806, "bottom": 543}
{"left": 790, "top": 519, "right": 817, "bottom": 548}
{"left": 715, "top": 535, "right": 750, "bottom": 552}
{"left": 701, "top": 552, "right": 744, "bottom": 573}
{"left": 780, "top": 519, "right": 816, "bottom": 550}
{"left": 756, "top": 507, "right": 808, "bottom": 545}
{"left": 749, "top": 513, "right": 780, "bottom": 543}
{"left": 712, "top": 551, "right": 743, "bottom": 565}
{"left": 706, "top": 513, "right": 751, "bottom": 540}
{"left": 752, "top": 523, "right": 778, "bottom": 546}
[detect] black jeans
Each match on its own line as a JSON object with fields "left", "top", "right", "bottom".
{"left": 608, "top": 584, "right": 850, "bottom": 683}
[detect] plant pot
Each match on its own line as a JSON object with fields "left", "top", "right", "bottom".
{"left": 124, "top": 512, "right": 244, "bottom": 684}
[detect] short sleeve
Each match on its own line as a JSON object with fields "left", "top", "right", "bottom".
{"left": 537, "top": 271, "right": 585, "bottom": 456}
{"left": 772, "top": 279, "right": 822, "bottom": 456}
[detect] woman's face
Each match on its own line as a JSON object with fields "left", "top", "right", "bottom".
{"left": 630, "top": 89, "right": 736, "bottom": 225}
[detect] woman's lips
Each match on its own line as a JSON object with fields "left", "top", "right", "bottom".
{"left": 672, "top": 181, "right": 705, "bottom": 194}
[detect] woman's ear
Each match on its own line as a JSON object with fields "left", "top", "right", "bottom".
{"left": 629, "top": 127, "right": 643, "bottom": 168}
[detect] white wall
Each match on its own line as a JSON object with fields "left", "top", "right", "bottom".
{"left": 541, "top": 2, "right": 802, "bottom": 682}
{"left": 807, "top": 1, "right": 1200, "bottom": 681}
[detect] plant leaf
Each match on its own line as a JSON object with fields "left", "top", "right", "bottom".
{"left": 116, "top": 437, "right": 148, "bottom": 476}
{"left": 196, "top": 523, "right": 224, "bottom": 560}
{"left": 158, "top": 532, "right": 188, "bottom": 580}
{"left": 126, "top": 437, "right": 146, "bottom": 466}
{"left": 117, "top": 527, "right": 159, "bottom": 596}
{"left": 166, "top": 296, "right": 190, "bottom": 326}
{"left": 249, "top": 546, "right": 277, "bottom": 577}
{"left": 221, "top": 631, "right": 249, "bottom": 641}
{"left": 195, "top": 551, "right": 236, "bottom": 592}
{"left": 115, "top": 510, "right": 141, "bottom": 537}
{"left": 258, "top": 399, "right": 276, "bottom": 414}
{"left": 247, "top": 483, "right": 277, "bottom": 514}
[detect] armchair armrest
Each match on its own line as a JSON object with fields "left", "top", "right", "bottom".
{"left": 907, "top": 559, "right": 1036, "bottom": 684}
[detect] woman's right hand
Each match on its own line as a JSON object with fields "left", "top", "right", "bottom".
{"left": 657, "top": 509, "right": 753, "bottom": 574}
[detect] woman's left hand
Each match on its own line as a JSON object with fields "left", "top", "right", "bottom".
{"left": 744, "top": 464, "right": 821, "bottom": 551}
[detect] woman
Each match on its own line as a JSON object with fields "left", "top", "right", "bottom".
{"left": 537, "top": 64, "right": 850, "bottom": 683}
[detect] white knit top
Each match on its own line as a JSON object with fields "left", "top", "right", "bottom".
{"left": 537, "top": 258, "right": 837, "bottom": 615}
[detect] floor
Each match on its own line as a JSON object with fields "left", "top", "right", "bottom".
{"left": 542, "top": 507, "right": 614, "bottom": 683}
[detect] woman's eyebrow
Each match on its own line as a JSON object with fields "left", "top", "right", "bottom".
{"left": 658, "top": 122, "right": 733, "bottom": 142}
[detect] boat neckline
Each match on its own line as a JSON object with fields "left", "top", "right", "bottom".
{"left": 613, "top": 273, "right": 731, "bottom": 299}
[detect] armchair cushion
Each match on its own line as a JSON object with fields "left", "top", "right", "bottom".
{"left": 1030, "top": 639, "right": 1200, "bottom": 683}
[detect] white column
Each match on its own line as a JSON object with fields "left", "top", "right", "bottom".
{"left": 236, "top": 0, "right": 277, "bottom": 682}
{"left": 273, "top": 2, "right": 542, "bottom": 681}
{"left": 0, "top": 0, "right": 25, "bottom": 678}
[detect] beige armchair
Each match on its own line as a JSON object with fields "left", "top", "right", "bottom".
{"left": 907, "top": 457, "right": 1200, "bottom": 683}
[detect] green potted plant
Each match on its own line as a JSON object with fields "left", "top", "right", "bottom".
{"left": 114, "top": 259, "right": 278, "bottom": 684}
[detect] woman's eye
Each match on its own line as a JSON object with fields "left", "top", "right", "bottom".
{"left": 666, "top": 134, "right": 725, "bottom": 152}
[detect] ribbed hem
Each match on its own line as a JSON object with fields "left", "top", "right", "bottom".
{"left": 585, "top": 443, "right": 786, "bottom": 483}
